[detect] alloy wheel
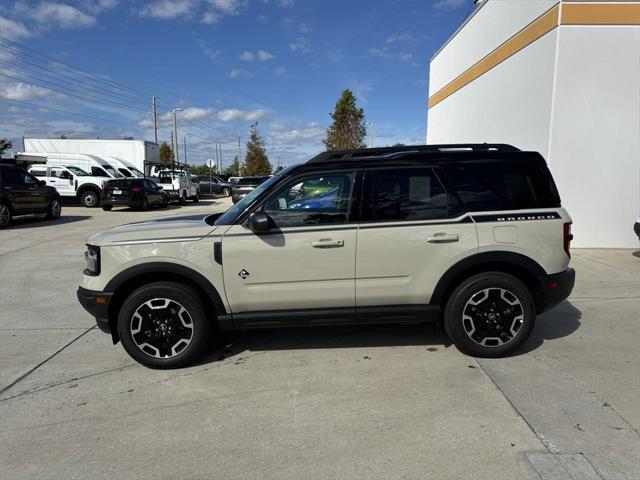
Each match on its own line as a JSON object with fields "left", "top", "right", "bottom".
{"left": 0, "top": 204, "right": 10, "bottom": 227}
{"left": 130, "top": 298, "right": 194, "bottom": 359}
{"left": 50, "top": 199, "right": 61, "bottom": 218}
{"left": 462, "top": 288, "right": 524, "bottom": 347}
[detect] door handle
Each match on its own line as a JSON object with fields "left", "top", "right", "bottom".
{"left": 311, "top": 239, "right": 344, "bottom": 248}
{"left": 427, "top": 233, "right": 459, "bottom": 243}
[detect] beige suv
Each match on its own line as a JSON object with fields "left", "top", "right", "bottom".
{"left": 77, "top": 144, "right": 575, "bottom": 368}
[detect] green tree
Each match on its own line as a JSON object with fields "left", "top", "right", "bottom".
{"left": 0, "top": 138, "right": 13, "bottom": 156}
{"left": 159, "top": 142, "right": 173, "bottom": 166}
{"left": 273, "top": 164, "right": 284, "bottom": 173}
{"left": 390, "top": 143, "right": 405, "bottom": 147}
{"left": 59, "top": 134, "right": 67, "bottom": 139}
{"left": 323, "top": 89, "right": 366, "bottom": 151}
{"left": 244, "top": 122, "right": 272, "bottom": 176}
{"left": 223, "top": 156, "right": 241, "bottom": 176}
{"left": 187, "top": 164, "right": 210, "bottom": 175}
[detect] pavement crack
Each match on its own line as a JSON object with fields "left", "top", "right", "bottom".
{"left": 0, "top": 326, "right": 96, "bottom": 396}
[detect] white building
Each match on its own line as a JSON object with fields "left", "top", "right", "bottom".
{"left": 427, "top": 0, "right": 640, "bottom": 248}
{"left": 23, "top": 138, "right": 159, "bottom": 176}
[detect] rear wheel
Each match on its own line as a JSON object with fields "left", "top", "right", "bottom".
{"left": 45, "top": 197, "right": 61, "bottom": 219}
{"left": 117, "top": 282, "right": 212, "bottom": 368}
{"left": 162, "top": 196, "right": 168, "bottom": 208}
{"left": 444, "top": 272, "right": 535, "bottom": 358}
{"left": 80, "top": 190, "right": 99, "bottom": 208}
{"left": 141, "top": 197, "right": 149, "bottom": 211}
{"left": 179, "top": 191, "right": 187, "bottom": 205}
{"left": 192, "top": 191, "right": 199, "bottom": 203}
{"left": 0, "top": 203, "right": 11, "bottom": 228}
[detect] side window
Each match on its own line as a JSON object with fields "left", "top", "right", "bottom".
{"left": 30, "top": 169, "right": 47, "bottom": 178}
{"left": 263, "top": 172, "right": 355, "bottom": 228}
{"left": 364, "top": 168, "right": 447, "bottom": 221}
{"left": 51, "top": 169, "right": 72, "bottom": 179}
{"left": 119, "top": 168, "right": 132, "bottom": 177}
{"left": 3, "top": 170, "right": 27, "bottom": 185}
{"left": 91, "top": 166, "right": 108, "bottom": 177}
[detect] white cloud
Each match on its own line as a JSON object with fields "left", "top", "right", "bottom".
{"left": 368, "top": 47, "right": 412, "bottom": 62}
{"left": 274, "top": 66, "right": 286, "bottom": 76}
{"left": 28, "top": 2, "right": 97, "bottom": 28}
{"left": 0, "top": 16, "right": 31, "bottom": 40}
{"left": 279, "top": 0, "right": 294, "bottom": 6}
{"left": 218, "top": 108, "right": 268, "bottom": 122}
{"left": 385, "top": 32, "right": 412, "bottom": 44}
{"left": 179, "top": 107, "right": 214, "bottom": 121}
{"left": 269, "top": 121, "right": 324, "bottom": 143}
{"left": 140, "top": 0, "right": 195, "bottom": 19}
{"left": 0, "top": 82, "right": 56, "bottom": 101}
{"left": 201, "top": 11, "right": 219, "bottom": 23}
{"left": 207, "top": 0, "right": 240, "bottom": 14}
{"left": 289, "top": 36, "right": 310, "bottom": 53}
{"left": 227, "top": 68, "right": 252, "bottom": 78}
{"left": 434, "top": 0, "right": 467, "bottom": 10}
{"left": 239, "top": 50, "right": 275, "bottom": 61}
{"left": 198, "top": 39, "right": 221, "bottom": 62}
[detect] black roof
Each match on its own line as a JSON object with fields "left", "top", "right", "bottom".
{"left": 306, "top": 143, "right": 528, "bottom": 167}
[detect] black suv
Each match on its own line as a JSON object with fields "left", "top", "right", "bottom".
{"left": 0, "top": 164, "right": 62, "bottom": 228}
{"left": 197, "top": 175, "right": 233, "bottom": 197}
{"left": 101, "top": 178, "right": 168, "bottom": 211}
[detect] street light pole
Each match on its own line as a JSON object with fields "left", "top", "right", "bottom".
{"left": 172, "top": 108, "right": 183, "bottom": 165}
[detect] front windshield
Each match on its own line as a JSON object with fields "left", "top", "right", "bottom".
{"left": 66, "top": 166, "right": 89, "bottom": 176}
{"left": 214, "top": 174, "right": 282, "bottom": 225}
{"left": 130, "top": 168, "right": 144, "bottom": 177}
{"left": 104, "top": 165, "right": 124, "bottom": 178}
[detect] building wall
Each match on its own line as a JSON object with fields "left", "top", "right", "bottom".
{"left": 427, "top": 1, "right": 640, "bottom": 248}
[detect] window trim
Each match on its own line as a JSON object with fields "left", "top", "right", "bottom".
{"left": 360, "top": 166, "right": 451, "bottom": 223}
{"left": 244, "top": 169, "right": 363, "bottom": 229}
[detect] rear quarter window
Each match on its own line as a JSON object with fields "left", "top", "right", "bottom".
{"left": 443, "top": 160, "right": 560, "bottom": 211}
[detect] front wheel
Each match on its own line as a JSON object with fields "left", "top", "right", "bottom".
{"left": 117, "top": 282, "right": 212, "bottom": 368}
{"left": 80, "top": 190, "right": 99, "bottom": 208}
{"left": 162, "top": 196, "right": 168, "bottom": 209}
{"left": 0, "top": 203, "right": 11, "bottom": 228}
{"left": 102, "top": 205, "right": 113, "bottom": 211}
{"left": 45, "top": 197, "right": 62, "bottom": 219}
{"left": 140, "top": 197, "right": 149, "bottom": 211}
{"left": 444, "top": 272, "right": 535, "bottom": 358}
{"left": 192, "top": 192, "right": 199, "bottom": 203}
{"left": 222, "top": 187, "right": 231, "bottom": 197}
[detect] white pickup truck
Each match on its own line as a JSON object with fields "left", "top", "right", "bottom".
{"left": 28, "top": 165, "right": 112, "bottom": 208}
{"left": 155, "top": 169, "right": 199, "bottom": 204}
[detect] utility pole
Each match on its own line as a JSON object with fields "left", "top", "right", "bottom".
{"left": 367, "top": 122, "right": 374, "bottom": 148}
{"left": 238, "top": 136, "right": 242, "bottom": 176}
{"left": 217, "top": 143, "right": 222, "bottom": 174}
{"left": 215, "top": 144, "right": 219, "bottom": 174}
{"left": 152, "top": 96, "right": 158, "bottom": 144}
{"left": 183, "top": 137, "right": 187, "bottom": 166}
{"left": 172, "top": 108, "right": 182, "bottom": 165}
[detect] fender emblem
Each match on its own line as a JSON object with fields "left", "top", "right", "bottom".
{"left": 238, "top": 269, "right": 250, "bottom": 279}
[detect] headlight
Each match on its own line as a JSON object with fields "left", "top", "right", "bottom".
{"left": 84, "top": 245, "right": 100, "bottom": 276}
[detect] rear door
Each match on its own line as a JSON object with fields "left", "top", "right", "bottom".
{"left": 221, "top": 170, "right": 360, "bottom": 326}
{"left": 355, "top": 166, "right": 479, "bottom": 311}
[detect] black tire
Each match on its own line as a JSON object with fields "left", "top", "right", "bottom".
{"left": 0, "top": 203, "right": 11, "bottom": 228}
{"left": 192, "top": 192, "right": 199, "bottom": 203}
{"left": 102, "top": 205, "right": 113, "bottom": 211}
{"left": 162, "top": 196, "right": 168, "bottom": 209}
{"left": 179, "top": 191, "right": 187, "bottom": 205}
{"left": 444, "top": 272, "right": 535, "bottom": 358}
{"left": 222, "top": 187, "right": 231, "bottom": 197}
{"left": 117, "top": 282, "right": 212, "bottom": 369}
{"left": 141, "top": 197, "right": 149, "bottom": 211}
{"left": 45, "top": 197, "right": 62, "bottom": 219}
{"left": 80, "top": 189, "right": 99, "bottom": 208}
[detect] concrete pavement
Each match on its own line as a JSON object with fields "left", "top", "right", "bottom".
{"left": 1, "top": 200, "right": 638, "bottom": 479}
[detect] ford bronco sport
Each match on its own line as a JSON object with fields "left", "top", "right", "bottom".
{"left": 77, "top": 144, "right": 575, "bottom": 368}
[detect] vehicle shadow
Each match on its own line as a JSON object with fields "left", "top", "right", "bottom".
{"left": 518, "top": 300, "right": 582, "bottom": 355}
{"left": 194, "top": 301, "right": 582, "bottom": 365}
{"left": 5, "top": 215, "right": 91, "bottom": 229}
{"left": 196, "top": 323, "right": 454, "bottom": 366}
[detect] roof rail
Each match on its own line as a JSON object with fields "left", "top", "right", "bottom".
{"left": 307, "top": 143, "right": 520, "bottom": 163}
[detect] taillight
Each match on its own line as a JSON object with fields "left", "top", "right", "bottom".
{"left": 563, "top": 222, "right": 573, "bottom": 256}
{"left": 131, "top": 185, "right": 143, "bottom": 192}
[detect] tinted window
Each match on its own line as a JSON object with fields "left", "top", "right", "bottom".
{"left": 443, "top": 161, "right": 560, "bottom": 211}
{"left": 91, "top": 166, "right": 108, "bottom": 177}
{"left": 263, "top": 172, "right": 355, "bottom": 227}
{"left": 364, "top": 168, "right": 447, "bottom": 221}
{"left": 2, "top": 168, "right": 32, "bottom": 186}
{"left": 31, "top": 169, "right": 47, "bottom": 177}
{"left": 119, "top": 168, "right": 132, "bottom": 177}
{"left": 237, "top": 177, "right": 267, "bottom": 186}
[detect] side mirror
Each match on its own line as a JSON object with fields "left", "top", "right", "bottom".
{"left": 248, "top": 211, "right": 271, "bottom": 233}
{"left": 38, "top": 180, "right": 46, "bottom": 186}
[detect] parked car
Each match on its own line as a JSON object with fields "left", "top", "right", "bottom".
{"left": 231, "top": 176, "right": 270, "bottom": 204}
{"left": 227, "top": 176, "right": 241, "bottom": 184}
{"left": 77, "top": 143, "right": 575, "bottom": 369}
{"left": 156, "top": 169, "right": 199, "bottom": 204}
{"left": 0, "top": 164, "right": 61, "bottom": 228}
{"left": 29, "top": 164, "right": 112, "bottom": 208}
{"left": 197, "top": 175, "right": 232, "bottom": 196}
{"left": 101, "top": 178, "right": 168, "bottom": 211}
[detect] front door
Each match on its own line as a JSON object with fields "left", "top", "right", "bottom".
{"left": 355, "top": 166, "right": 479, "bottom": 311}
{"left": 49, "top": 168, "right": 75, "bottom": 196}
{"left": 221, "top": 170, "right": 359, "bottom": 327}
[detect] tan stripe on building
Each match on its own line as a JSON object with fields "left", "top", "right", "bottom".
{"left": 428, "top": 2, "right": 640, "bottom": 109}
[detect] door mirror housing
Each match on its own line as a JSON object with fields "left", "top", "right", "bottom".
{"left": 248, "top": 211, "right": 271, "bottom": 233}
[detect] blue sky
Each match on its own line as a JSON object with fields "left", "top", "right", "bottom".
{"left": 0, "top": 0, "right": 473, "bottom": 168}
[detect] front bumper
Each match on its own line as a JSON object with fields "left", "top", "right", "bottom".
{"left": 77, "top": 286, "right": 113, "bottom": 334}
{"left": 538, "top": 268, "right": 575, "bottom": 312}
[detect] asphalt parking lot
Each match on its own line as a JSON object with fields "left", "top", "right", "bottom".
{"left": 1, "top": 200, "right": 639, "bottom": 480}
